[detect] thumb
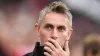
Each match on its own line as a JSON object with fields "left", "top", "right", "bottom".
{"left": 64, "top": 40, "right": 70, "bottom": 53}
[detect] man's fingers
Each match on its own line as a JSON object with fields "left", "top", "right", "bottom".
{"left": 44, "top": 46, "right": 52, "bottom": 54}
{"left": 44, "top": 52, "right": 51, "bottom": 56}
{"left": 44, "top": 42, "right": 55, "bottom": 51}
{"left": 48, "top": 39, "right": 62, "bottom": 49}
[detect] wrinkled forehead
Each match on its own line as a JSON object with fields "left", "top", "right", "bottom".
{"left": 41, "top": 12, "right": 69, "bottom": 27}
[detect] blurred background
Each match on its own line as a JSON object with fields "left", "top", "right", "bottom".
{"left": 0, "top": 0, "right": 100, "bottom": 56}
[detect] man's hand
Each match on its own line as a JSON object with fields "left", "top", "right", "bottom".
{"left": 44, "top": 39, "right": 70, "bottom": 56}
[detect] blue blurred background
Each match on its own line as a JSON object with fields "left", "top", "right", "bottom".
{"left": 0, "top": 0, "right": 100, "bottom": 56}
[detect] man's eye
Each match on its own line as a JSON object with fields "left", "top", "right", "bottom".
{"left": 58, "top": 26, "right": 65, "bottom": 31}
{"left": 44, "top": 24, "right": 53, "bottom": 30}
{"left": 45, "top": 26, "right": 51, "bottom": 29}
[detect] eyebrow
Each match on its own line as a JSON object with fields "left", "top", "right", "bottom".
{"left": 44, "top": 23, "right": 53, "bottom": 27}
{"left": 58, "top": 25, "right": 66, "bottom": 28}
{"left": 45, "top": 23, "right": 53, "bottom": 26}
{"left": 44, "top": 23, "right": 66, "bottom": 28}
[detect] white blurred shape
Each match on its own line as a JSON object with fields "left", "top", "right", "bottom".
{"left": 63, "top": 0, "right": 100, "bottom": 24}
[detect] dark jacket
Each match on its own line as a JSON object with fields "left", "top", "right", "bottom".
{"left": 24, "top": 42, "right": 44, "bottom": 56}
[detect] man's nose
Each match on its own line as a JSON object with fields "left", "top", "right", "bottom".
{"left": 51, "top": 29, "right": 58, "bottom": 39}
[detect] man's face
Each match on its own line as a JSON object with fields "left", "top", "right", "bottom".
{"left": 35, "top": 12, "right": 72, "bottom": 48}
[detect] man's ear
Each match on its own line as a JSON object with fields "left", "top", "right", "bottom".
{"left": 34, "top": 23, "right": 40, "bottom": 36}
{"left": 66, "top": 30, "right": 73, "bottom": 41}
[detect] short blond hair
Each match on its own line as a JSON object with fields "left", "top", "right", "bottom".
{"left": 37, "top": 1, "right": 73, "bottom": 30}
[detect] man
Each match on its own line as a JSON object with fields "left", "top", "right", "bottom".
{"left": 24, "top": 1, "right": 73, "bottom": 56}
{"left": 83, "top": 34, "right": 100, "bottom": 56}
